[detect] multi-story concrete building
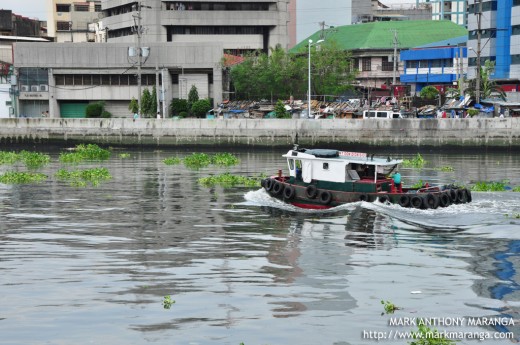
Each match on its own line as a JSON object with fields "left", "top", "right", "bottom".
{"left": 46, "top": 0, "right": 103, "bottom": 42}
{"left": 467, "top": 0, "right": 518, "bottom": 84}
{"left": 15, "top": 0, "right": 291, "bottom": 118}
{"left": 430, "top": 0, "right": 466, "bottom": 27}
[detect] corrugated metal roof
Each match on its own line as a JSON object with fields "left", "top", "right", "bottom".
{"left": 291, "top": 20, "right": 468, "bottom": 52}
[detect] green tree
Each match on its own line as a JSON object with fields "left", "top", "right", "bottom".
{"left": 188, "top": 85, "right": 199, "bottom": 108}
{"left": 310, "top": 40, "right": 356, "bottom": 100}
{"left": 274, "top": 100, "right": 290, "bottom": 118}
{"left": 191, "top": 99, "right": 212, "bottom": 118}
{"left": 141, "top": 88, "right": 153, "bottom": 117}
{"left": 128, "top": 97, "right": 139, "bottom": 114}
{"left": 420, "top": 86, "right": 439, "bottom": 100}
{"left": 170, "top": 98, "right": 189, "bottom": 116}
{"left": 229, "top": 42, "right": 356, "bottom": 100}
{"left": 467, "top": 60, "right": 506, "bottom": 101}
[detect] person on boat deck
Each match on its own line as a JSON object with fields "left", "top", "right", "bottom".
{"left": 392, "top": 172, "right": 402, "bottom": 193}
{"left": 295, "top": 160, "right": 302, "bottom": 180}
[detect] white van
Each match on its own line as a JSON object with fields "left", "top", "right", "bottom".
{"left": 363, "top": 110, "right": 402, "bottom": 119}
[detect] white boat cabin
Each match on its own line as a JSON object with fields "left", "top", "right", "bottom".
{"left": 283, "top": 149, "right": 402, "bottom": 183}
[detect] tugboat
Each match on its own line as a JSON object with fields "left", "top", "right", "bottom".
{"left": 261, "top": 146, "right": 471, "bottom": 210}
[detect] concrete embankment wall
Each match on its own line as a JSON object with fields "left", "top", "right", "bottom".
{"left": 0, "top": 118, "right": 519, "bottom": 150}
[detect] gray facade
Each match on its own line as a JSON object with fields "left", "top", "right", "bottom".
{"left": 14, "top": 42, "right": 223, "bottom": 118}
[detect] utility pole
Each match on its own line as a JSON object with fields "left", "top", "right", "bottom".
{"left": 391, "top": 29, "right": 398, "bottom": 85}
{"left": 475, "top": 0, "right": 482, "bottom": 104}
{"left": 135, "top": 4, "right": 143, "bottom": 116}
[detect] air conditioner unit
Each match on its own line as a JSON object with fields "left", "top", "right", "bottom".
{"left": 21, "top": 85, "right": 29, "bottom": 92}
{"left": 31, "top": 85, "right": 39, "bottom": 92}
{"left": 40, "top": 84, "right": 49, "bottom": 92}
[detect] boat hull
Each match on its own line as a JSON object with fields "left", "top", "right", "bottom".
{"left": 261, "top": 177, "right": 472, "bottom": 210}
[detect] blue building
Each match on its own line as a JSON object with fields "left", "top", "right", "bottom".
{"left": 400, "top": 36, "right": 467, "bottom": 94}
{"left": 467, "top": 0, "right": 516, "bottom": 81}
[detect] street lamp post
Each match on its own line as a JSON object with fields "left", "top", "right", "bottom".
{"left": 308, "top": 39, "right": 324, "bottom": 118}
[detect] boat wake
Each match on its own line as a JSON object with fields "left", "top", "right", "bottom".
{"left": 243, "top": 189, "right": 520, "bottom": 235}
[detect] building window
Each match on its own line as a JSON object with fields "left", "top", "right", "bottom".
{"left": 419, "top": 60, "right": 429, "bottom": 68}
{"left": 56, "top": 4, "right": 70, "bottom": 12}
{"left": 57, "top": 21, "right": 71, "bottom": 31}
{"left": 444, "top": 59, "right": 454, "bottom": 68}
{"left": 381, "top": 56, "right": 393, "bottom": 71}
{"left": 74, "top": 3, "right": 90, "bottom": 12}
{"left": 95, "top": 4, "right": 102, "bottom": 12}
{"left": 362, "top": 57, "right": 371, "bottom": 71}
{"left": 430, "top": 59, "right": 442, "bottom": 68}
{"left": 407, "top": 60, "right": 418, "bottom": 69}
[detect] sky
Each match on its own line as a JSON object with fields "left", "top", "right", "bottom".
{"left": 0, "top": 0, "right": 48, "bottom": 21}
{"left": 0, "top": 0, "right": 420, "bottom": 22}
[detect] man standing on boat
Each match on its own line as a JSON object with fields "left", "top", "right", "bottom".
{"left": 392, "top": 172, "right": 402, "bottom": 193}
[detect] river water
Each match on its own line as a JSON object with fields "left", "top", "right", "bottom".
{"left": 1, "top": 147, "right": 519, "bottom": 345}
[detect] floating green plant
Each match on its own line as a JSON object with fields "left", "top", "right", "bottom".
{"left": 211, "top": 153, "right": 240, "bottom": 166}
{"left": 183, "top": 153, "right": 212, "bottom": 169}
{"left": 59, "top": 144, "right": 111, "bottom": 163}
{"left": 471, "top": 181, "right": 507, "bottom": 192}
{"left": 56, "top": 167, "right": 112, "bottom": 187}
{"left": 0, "top": 171, "right": 47, "bottom": 184}
{"left": 402, "top": 153, "right": 426, "bottom": 169}
{"left": 410, "top": 180, "right": 424, "bottom": 189}
{"left": 0, "top": 150, "right": 50, "bottom": 168}
{"left": 163, "top": 295, "right": 175, "bottom": 309}
{"left": 381, "top": 300, "right": 399, "bottom": 314}
{"left": 198, "top": 173, "right": 261, "bottom": 188}
{"left": 119, "top": 153, "right": 130, "bottom": 159}
{"left": 0, "top": 151, "right": 21, "bottom": 165}
{"left": 19, "top": 151, "right": 51, "bottom": 168}
{"left": 409, "top": 324, "right": 457, "bottom": 345}
{"left": 513, "top": 186, "right": 520, "bottom": 192}
{"left": 436, "top": 166, "right": 454, "bottom": 172}
{"left": 163, "top": 157, "right": 182, "bottom": 165}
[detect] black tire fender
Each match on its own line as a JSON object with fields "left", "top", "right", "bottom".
{"left": 424, "top": 193, "right": 440, "bottom": 209}
{"left": 265, "top": 178, "right": 275, "bottom": 191}
{"left": 272, "top": 181, "right": 284, "bottom": 195}
{"left": 319, "top": 191, "right": 332, "bottom": 205}
{"left": 359, "top": 193, "right": 370, "bottom": 202}
{"left": 410, "top": 195, "right": 423, "bottom": 209}
{"left": 378, "top": 195, "right": 390, "bottom": 204}
{"left": 306, "top": 185, "right": 318, "bottom": 199}
{"left": 283, "top": 185, "right": 295, "bottom": 200}
{"left": 398, "top": 195, "right": 410, "bottom": 207}
{"left": 439, "top": 192, "right": 451, "bottom": 207}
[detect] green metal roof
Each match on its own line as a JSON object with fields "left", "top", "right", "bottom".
{"left": 291, "top": 20, "right": 468, "bottom": 53}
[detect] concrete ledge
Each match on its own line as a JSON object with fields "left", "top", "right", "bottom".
{"left": 0, "top": 118, "right": 518, "bottom": 150}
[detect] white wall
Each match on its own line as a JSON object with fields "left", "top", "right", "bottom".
{"left": 0, "top": 84, "right": 12, "bottom": 118}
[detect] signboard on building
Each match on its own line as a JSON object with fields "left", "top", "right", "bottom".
{"left": 19, "top": 91, "right": 49, "bottom": 100}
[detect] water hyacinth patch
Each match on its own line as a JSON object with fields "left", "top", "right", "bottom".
{"left": 211, "top": 153, "right": 240, "bottom": 166}
{"left": 471, "top": 180, "right": 507, "bottom": 192}
{"left": 0, "top": 171, "right": 47, "bottom": 184}
{"left": 59, "top": 144, "right": 111, "bottom": 163}
{"left": 0, "top": 151, "right": 21, "bottom": 165}
{"left": 198, "top": 173, "right": 261, "bottom": 188}
{"left": 402, "top": 153, "right": 426, "bottom": 168}
{"left": 0, "top": 151, "right": 50, "bottom": 168}
{"left": 163, "top": 157, "right": 182, "bottom": 165}
{"left": 119, "top": 153, "right": 130, "bottom": 159}
{"left": 56, "top": 167, "right": 112, "bottom": 187}
{"left": 183, "top": 153, "right": 213, "bottom": 169}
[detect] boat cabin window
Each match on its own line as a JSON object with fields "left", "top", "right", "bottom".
{"left": 323, "top": 163, "right": 329, "bottom": 170}
{"left": 288, "top": 159, "right": 294, "bottom": 170}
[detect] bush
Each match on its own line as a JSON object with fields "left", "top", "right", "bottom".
{"left": 191, "top": 99, "right": 212, "bottom": 118}
{"left": 85, "top": 102, "right": 104, "bottom": 118}
{"left": 274, "top": 100, "right": 290, "bottom": 118}
{"left": 178, "top": 111, "right": 189, "bottom": 118}
{"left": 170, "top": 99, "right": 189, "bottom": 116}
{"left": 467, "top": 108, "right": 479, "bottom": 117}
{"left": 420, "top": 86, "right": 439, "bottom": 100}
{"left": 101, "top": 110, "right": 112, "bottom": 118}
